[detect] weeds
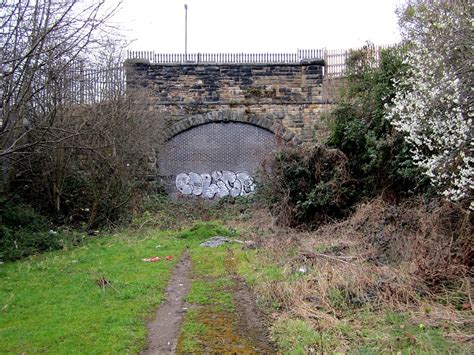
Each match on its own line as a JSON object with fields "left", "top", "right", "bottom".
{"left": 234, "top": 199, "right": 472, "bottom": 353}
{"left": 131, "top": 195, "right": 255, "bottom": 232}
{"left": 0, "top": 203, "right": 88, "bottom": 261}
{"left": 271, "top": 318, "right": 324, "bottom": 354}
{"left": 258, "top": 145, "right": 354, "bottom": 229}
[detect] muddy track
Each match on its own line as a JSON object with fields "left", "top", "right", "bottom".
{"left": 143, "top": 251, "right": 191, "bottom": 355}
{"left": 227, "top": 249, "right": 276, "bottom": 353}
{"left": 144, "top": 247, "right": 275, "bottom": 354}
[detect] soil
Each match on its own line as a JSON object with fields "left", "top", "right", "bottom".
{"left": 228, "top": 251, "right": 276, "bottom": 354}
{"left": 232, "top": 279, "right": 277, "bottom": 353}
{"left": 142, "top": 251, "right": 191, "bottom": 355}
{"left": 178, "top": 273, "right": 276, "bottom": 354}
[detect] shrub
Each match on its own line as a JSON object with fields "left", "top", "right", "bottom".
{"left": 320, "top": 197, "right": 473, "bottom": 288}
{"left": 0, "top": 203, "right": 86, "bottom": 261}
{"left": 259, "top": 145, "right": 355, "bottom": 229}
{"left": 260, "top": 45, "right": 430, "bottom": 229}
{"left": 386, "top": 0, "right": 473, "bottom": 208}
{"left": 7, "top": 97, "right": 164, "bottom": 228}
{"left": 327, "top": 44, "right": 428, "bottom": 200}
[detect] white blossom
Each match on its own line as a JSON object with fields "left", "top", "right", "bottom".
{"left": 386, "top": 0, "right": 473, "bottom": 207}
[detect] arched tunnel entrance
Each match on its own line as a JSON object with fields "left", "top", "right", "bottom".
{"left": 157, "top": 120, "right": 279, "bottom": 198}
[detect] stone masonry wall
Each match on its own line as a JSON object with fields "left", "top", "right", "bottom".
{"left": 125, "top": 60, "right": 331, "bottom": 143}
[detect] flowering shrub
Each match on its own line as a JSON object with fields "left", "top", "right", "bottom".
{"left": 386, "top": 0, "right": 473, "bottom": 208}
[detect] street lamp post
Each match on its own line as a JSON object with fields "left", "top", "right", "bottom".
{"left": 184, "top": 4, "right": 188, "bottom": 61}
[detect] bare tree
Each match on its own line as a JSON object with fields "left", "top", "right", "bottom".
{"left": 0, "top": 0, "right": 119, "bottom": 184}
{"left": 0, "top": 1, "right": 168, "bottom": 227}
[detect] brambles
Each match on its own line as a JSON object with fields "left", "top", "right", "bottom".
{"left": 0, "top": 203, "right": 86, "bottom": 261}
{"left": 258, "top": 145, "right": 355, "bottom": 229}
{"left": 235, "top": 198, "right": 472, "bottom": 353}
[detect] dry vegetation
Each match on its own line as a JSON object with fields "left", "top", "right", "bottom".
{"left": 232, "top": 198, "right": 473, "bottom": 352}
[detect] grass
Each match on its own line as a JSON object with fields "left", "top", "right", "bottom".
{"left": 134, "top": 196, "right": 255, "bottom": 232}
{"left": 178, "top": 308, "right": 208, "bottom": 353}
{"left": 235, "top": 248, "right": 287, "bottom": 286}
{"left": 271, "top": 318, "right": 323, "bottom": 354}
{"left": 186, "top": 278, "right": 235, "bottom": 311}
{"left": 185, "top": 245, "right": 236, "bottom": 313}
{"left": 177, "top": 244, "right": 241, "bottom": 353}
{"left": 176, "top": 220, "right": 236, "bottom": 241}
{"left": 361, "top": 311, "right": 462, "bottom": 354}
{"left": 271, "top": 311, "right": 461, "bottom": 354}
{"left": 0, "top": 222, "right": 227, "bottom": 353}
{"left": 1, "top": 201, "right": 470, "bottom": 354}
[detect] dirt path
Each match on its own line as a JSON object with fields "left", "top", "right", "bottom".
{"left": 228, "top": 249, "right": 276, "bottom": 353}
{"left": 232, "top": 276, "right": 275, "bottom": 353}
{"left": 144, "top": 247, "right": 275, "bottom": 354}
{"left": 143, "top": 251, "right": 191, "bottom": 355}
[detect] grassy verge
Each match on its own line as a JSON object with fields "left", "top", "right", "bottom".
{"left": 0, "top": 223, "right": 225, "bottom": 353}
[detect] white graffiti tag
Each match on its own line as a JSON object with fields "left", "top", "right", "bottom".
{"left": 175, "top": 171, "right": 256, "bottom": 198}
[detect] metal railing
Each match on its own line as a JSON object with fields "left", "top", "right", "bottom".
{"left": 324, "top": 44, "right": 395, "bottom": 77}
{"left": 127, "top": 46, "right": 394, "bottom": 77}
{"left": 44, "top": 45, "right": 395, "bottom": 105}
{"left": 126, "top": 49, "right": 325, "bottom": 64}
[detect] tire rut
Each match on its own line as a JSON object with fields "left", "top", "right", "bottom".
{"left": 142, "top": 251, "right": 191, "bottom": 355}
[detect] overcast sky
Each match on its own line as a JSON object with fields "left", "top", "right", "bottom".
{"left": 114, "top": 0, "right": 403, "bottom": 53}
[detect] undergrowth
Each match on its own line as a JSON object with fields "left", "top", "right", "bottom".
{"left": 234, "top": 199, "right": 473, "bottom": 353}
{"left": 131, "top": 195, "right": 255, "bottom": 232}
{"left": 258, "top": 45, "right": 430, "bottom": 231}
{"left": 0, "top": 203, "right": 87, "bottom": 261}
{"left": 259, "top": 145, "right": 355, "bottom": 229}
{"left": 0, "top": 194, "right": 252, "bottom": 262}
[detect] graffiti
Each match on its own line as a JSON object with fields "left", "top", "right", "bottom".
{"left": 175, "top": 171, "right": 256, "bottom": 198}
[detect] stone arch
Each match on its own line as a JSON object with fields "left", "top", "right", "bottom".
{"left": 160, "top": 110, "right": 302, "bottom": 145}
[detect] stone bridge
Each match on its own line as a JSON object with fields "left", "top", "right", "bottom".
{"left": 125, "top": 59, "right": 336, "bottom": 198}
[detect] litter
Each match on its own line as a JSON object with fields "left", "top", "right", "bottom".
{"left": 298, "top": 265, "right": 309, "bottom": 273}
{"left": 142, "top": 256, "right": 160, "bottom": 262}
{"left": 200, "top": 236, "right": 232, "bottom": 247}
{"left": 199, "top": 236, "right": 247, "bottom": 247}
{"left": 165, "top": 256, "right": 174, "bottom": 261}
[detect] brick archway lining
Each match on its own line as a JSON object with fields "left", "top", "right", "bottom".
{"left": 161, "top": 110, "right": 302, "bottom": 145}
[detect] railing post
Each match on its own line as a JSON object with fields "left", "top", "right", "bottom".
{"left": 323, "top": 48, "right": 328, "bottom": 77}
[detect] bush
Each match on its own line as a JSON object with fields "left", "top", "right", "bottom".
{"left": 322, "top": 197, "right": 473, "bottom": 288}
{"left": 387, "top": 0, "right": 472, "bottom": 207}
{"left": 327, "top": 44, "right": 428, "bottom": 200}
{"left": 259, "top": 45, "right": 430, "bottom": 229}
{"left": 259, "top": 145, "right": 356, "bottom": 229}
{"left": 0, "top": 203, "right": 88, "bottom": 261}
{"left": 7, "top": 97, "right": 164, "bottom": 228}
